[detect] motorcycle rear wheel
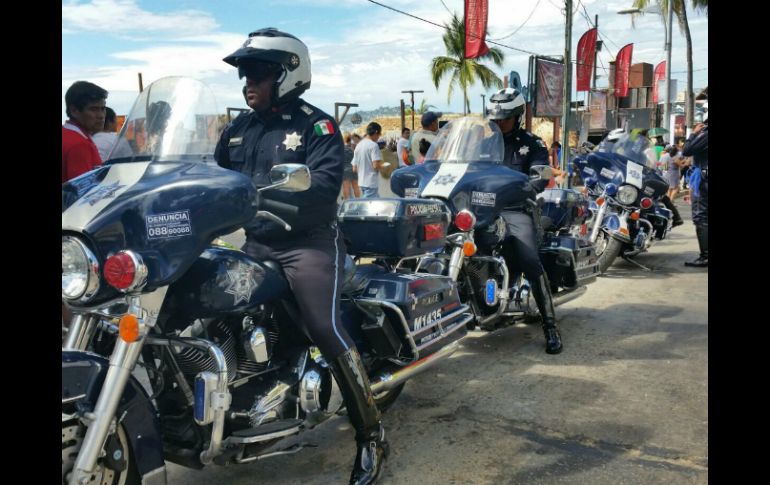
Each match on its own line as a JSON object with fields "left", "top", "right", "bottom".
{"left": 373, "top": 383, "right": 406, "bottom": 413}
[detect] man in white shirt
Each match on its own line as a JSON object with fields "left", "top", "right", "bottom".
{"left": 396, "top": 127, "right": 410, "bottom": 166}
{"left": 352, "top": 122, "right": 384, "bottom": 198}
{"left": 92, "top": 107, "right": 132, "bottom": 161}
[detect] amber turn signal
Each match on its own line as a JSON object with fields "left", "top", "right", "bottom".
{"left": 119, "top": 314, "right": 140, "bottom": 343}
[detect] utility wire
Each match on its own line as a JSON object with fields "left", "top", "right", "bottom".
{"left": 366, "top": 0, "right": 540, "bottom": 56}
{"left": 488, "top": 0, "right": 543, "bottom": 41}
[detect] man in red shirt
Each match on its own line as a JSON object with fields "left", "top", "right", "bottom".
{"left": 62, "top": 81, "right": 108, "bottom": 183}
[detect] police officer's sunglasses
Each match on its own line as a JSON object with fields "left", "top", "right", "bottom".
{"left": 238, "top": 61, "right": 282, "bottom": 83}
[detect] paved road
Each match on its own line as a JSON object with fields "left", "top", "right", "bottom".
{"left": 171, "top": 198, "right": 707, "bottom": 484}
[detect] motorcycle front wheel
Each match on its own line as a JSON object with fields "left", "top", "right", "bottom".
{"left": 62, "top": 414, "right": 140, "bottom": 485}
{"left": 597, "top": 236, "right": 624, "bottom": 274}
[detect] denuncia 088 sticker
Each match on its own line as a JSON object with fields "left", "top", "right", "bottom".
{"left": 146, "top": 210, "right": 192, "bottom": 239}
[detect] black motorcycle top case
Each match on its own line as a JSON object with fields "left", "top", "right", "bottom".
{"left": 338, "top": 198, "right": 451, "bottom": 257}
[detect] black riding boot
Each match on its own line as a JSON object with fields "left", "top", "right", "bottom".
{"left": 328, "top": 348, "right": 388, "bottom": 485}
{"left": 530, "top": 273, "right": 563, "bottom": 354}
{"left": 685, "top": 226, "right": 708, "bottom": 267}
{"left": 661, "top": 195, "right": 683, "bottom": 226}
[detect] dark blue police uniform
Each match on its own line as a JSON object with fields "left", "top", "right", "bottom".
{"left": 500, "top": 129, "right": 550, "bottom": 280}
{"left": 215, "top": 99, "right": 353, "bottom": 358}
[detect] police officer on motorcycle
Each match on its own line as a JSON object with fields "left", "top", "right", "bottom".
{"left": 214, "top": 28, "right": 387, "bottom": 484}
{"left": 486, "top": 88, "right": 563, "bottom": 354}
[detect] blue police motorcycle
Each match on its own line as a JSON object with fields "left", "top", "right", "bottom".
{"left": 573, "top": 132, "right": 673, "bottom": 272}
{"left": 61, "top": 77, "right": 470, "bottom": 485}
{"left": 369, "top": 117, "right": 598, "bottom": 331}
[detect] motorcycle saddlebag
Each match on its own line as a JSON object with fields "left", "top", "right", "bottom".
{"left": 338, "top": 198, "right": 451, "bottom": 257}
{"left": 351, "top": 272, "right": 468, "bottom": 360}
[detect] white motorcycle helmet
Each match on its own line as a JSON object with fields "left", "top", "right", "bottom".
{"left": 486, "top": 88, "right": 526, "bottom": 127}
{"left": 606, "top": 128, "right": 625, "bottom": 142}
{"left": 223, "top": 28, "right": 311, "bottom": 105}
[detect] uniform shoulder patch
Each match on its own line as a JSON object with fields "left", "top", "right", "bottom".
{"left": 300, "top": 105, "right": 313, "bottom": 116}
{"left": 535, "top": 139, "right": 547, "bottom": 148}
{"left": 313, "top": 119, "right": 335, "bottom": 136}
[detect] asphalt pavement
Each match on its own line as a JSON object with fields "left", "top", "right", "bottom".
{"left": 169, "top": 197, "right": 707, "bottom": 484}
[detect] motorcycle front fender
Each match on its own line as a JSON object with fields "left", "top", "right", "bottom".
{"left": 62, "top": 350, "right": 167, "bottom": 485}
{"left": 600, "top": 213, "right": 631, "bottom": 243}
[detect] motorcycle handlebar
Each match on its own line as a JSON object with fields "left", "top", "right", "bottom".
{"left": 260, "top": 198, "right": 300, "bottom": 217}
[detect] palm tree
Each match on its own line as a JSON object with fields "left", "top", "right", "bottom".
{"left": 417, "top": 99, "right": 438, "bottom": 114}
{"left": 430, "top": 12, "right": 504, "bottom": 114}
{"left": 405, "top": 99, "right": 438, "bottom": 116}
{"left": 630, "top": 0, "right": 708, "bottom": 130}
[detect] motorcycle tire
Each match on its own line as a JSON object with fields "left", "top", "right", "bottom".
{"left": 62, "top": 414, "right": 140, "bottom": 485}
{"left": 598, "top": 237, "right": 623, "bottom": 274}
{"left": 373, "top": 382, "right": 405, "bottom": 413}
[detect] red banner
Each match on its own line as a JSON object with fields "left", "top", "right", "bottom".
{"left": 614, "top": 43, "right": 633, "bottom": 97}
{"left": 464, "top": 0, "right": 489, "bottom": 59}
{"left": 576, "top": 28, "right": 597, "bottom": 92}
{"left": 652, "top": 61, "right": 666, "bottom": 103}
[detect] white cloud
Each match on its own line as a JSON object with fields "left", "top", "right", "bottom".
{"left": 62, "top": 0, "right": 218, "bottom": 36}
{"left": 62, "top": 0, "right": 707, "bottom": 121}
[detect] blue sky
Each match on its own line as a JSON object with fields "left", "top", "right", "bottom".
{"left": 62, "top": 0, "right": 708, "bottom": 121}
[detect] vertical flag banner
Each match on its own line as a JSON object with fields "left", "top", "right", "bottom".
{"left": 589, "top": 90, "right": 607, "bottom": 130}
{"left": 652, "top": 61, "right": 666, "bottom": 103}
{"left": 465, "top": 0, "right": 490, "bottom": 59}
{"left": 614, "top": 43, "right": 633, "bottom": 97}
{"left": 534, "top": 58, "right": 564, "bottom": 117}
{"left": 576, "top": 28, "right": 598, "bottom": 92}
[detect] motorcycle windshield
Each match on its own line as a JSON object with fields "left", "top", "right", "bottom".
{"left": 604, "top": 132, "right": 652, "bottom": 166}
{"left": 106, "top": 76, "right": 221, "bottom": 164}
{"left": 424, "top": 117, "right": 504, "bottom": 165}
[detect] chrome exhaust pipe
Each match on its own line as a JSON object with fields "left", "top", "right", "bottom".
{"left": 553, "top": 285, "right": 588, "bottom": 307}
{"left": 370, "top": 340, "right": 460, "bottom": 394}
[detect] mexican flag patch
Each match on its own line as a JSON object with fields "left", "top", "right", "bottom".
{"left": 313, "top": 119, "right": 335, "bottom": 136}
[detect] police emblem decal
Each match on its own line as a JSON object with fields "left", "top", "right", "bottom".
{"left": 79, "top": 181, "right": 126, "bottom": 206}
{"left": 289, "top": 55, "right": 300, "bottom": 67}
{"left": 433, "top": 174, "right": 457, "bottom": 186}
{"left": 224, "top": 262, "right": 257, "bottom": 305}
{"left": 282, "top": 131, "right": 302, "bottom": 151}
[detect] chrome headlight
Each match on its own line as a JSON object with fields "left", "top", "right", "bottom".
{"left": 617, "top": 185, "right": 639, "bottom": 205}
{"left": 62, "top": 236, "right": 100, "bottom": 301}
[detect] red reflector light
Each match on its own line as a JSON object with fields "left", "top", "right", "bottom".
{"left": 423, "top": 223, "right": 444, "bottom": 241}
{"left": 104, "top": 252, "right": 136, "bottom": 290}
{"left": 640, "top": 197, "right": 653, "bottom": 209}
{"left": 454, "top": 210, "right": 476, "bottom": 232}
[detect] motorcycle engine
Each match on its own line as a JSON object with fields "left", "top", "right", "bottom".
{"left": 174, "top": 317, "right": 279, "bottom": 382}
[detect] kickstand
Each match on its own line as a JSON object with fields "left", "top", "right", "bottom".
{"left": 622, "top": 255, "right": 652, "bottom": 271}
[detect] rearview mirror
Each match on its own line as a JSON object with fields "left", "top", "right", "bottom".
{"left": 265, "top": 164, "right": 311, "bottom": 192}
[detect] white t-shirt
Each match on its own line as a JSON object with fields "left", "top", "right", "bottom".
{"left": 92, "top": 132, "right": 119, "bottom": 161}
{"left": 396, "top": 137, "right": 409, "bottom": 167}
{"left": 352, "top": 138, "right": 382, "bottom": 188}
{"left": 92, "top": 132, "right": 133, "bottom": 161}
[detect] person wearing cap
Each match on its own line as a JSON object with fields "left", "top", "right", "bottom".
{"left": 681, "top": 106, "right": 708, "bottom": 268}
{"left": 352, "top": 122, "right": 384, "bottom": 198}
{"left": 408, "top": 111, "right": 442, "bottom": 164}
{"left": 214, "top": 28, "right": 388, "bottom": 484}
{"left": 486, "top": 87, "right": 562, "bottom": 354}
